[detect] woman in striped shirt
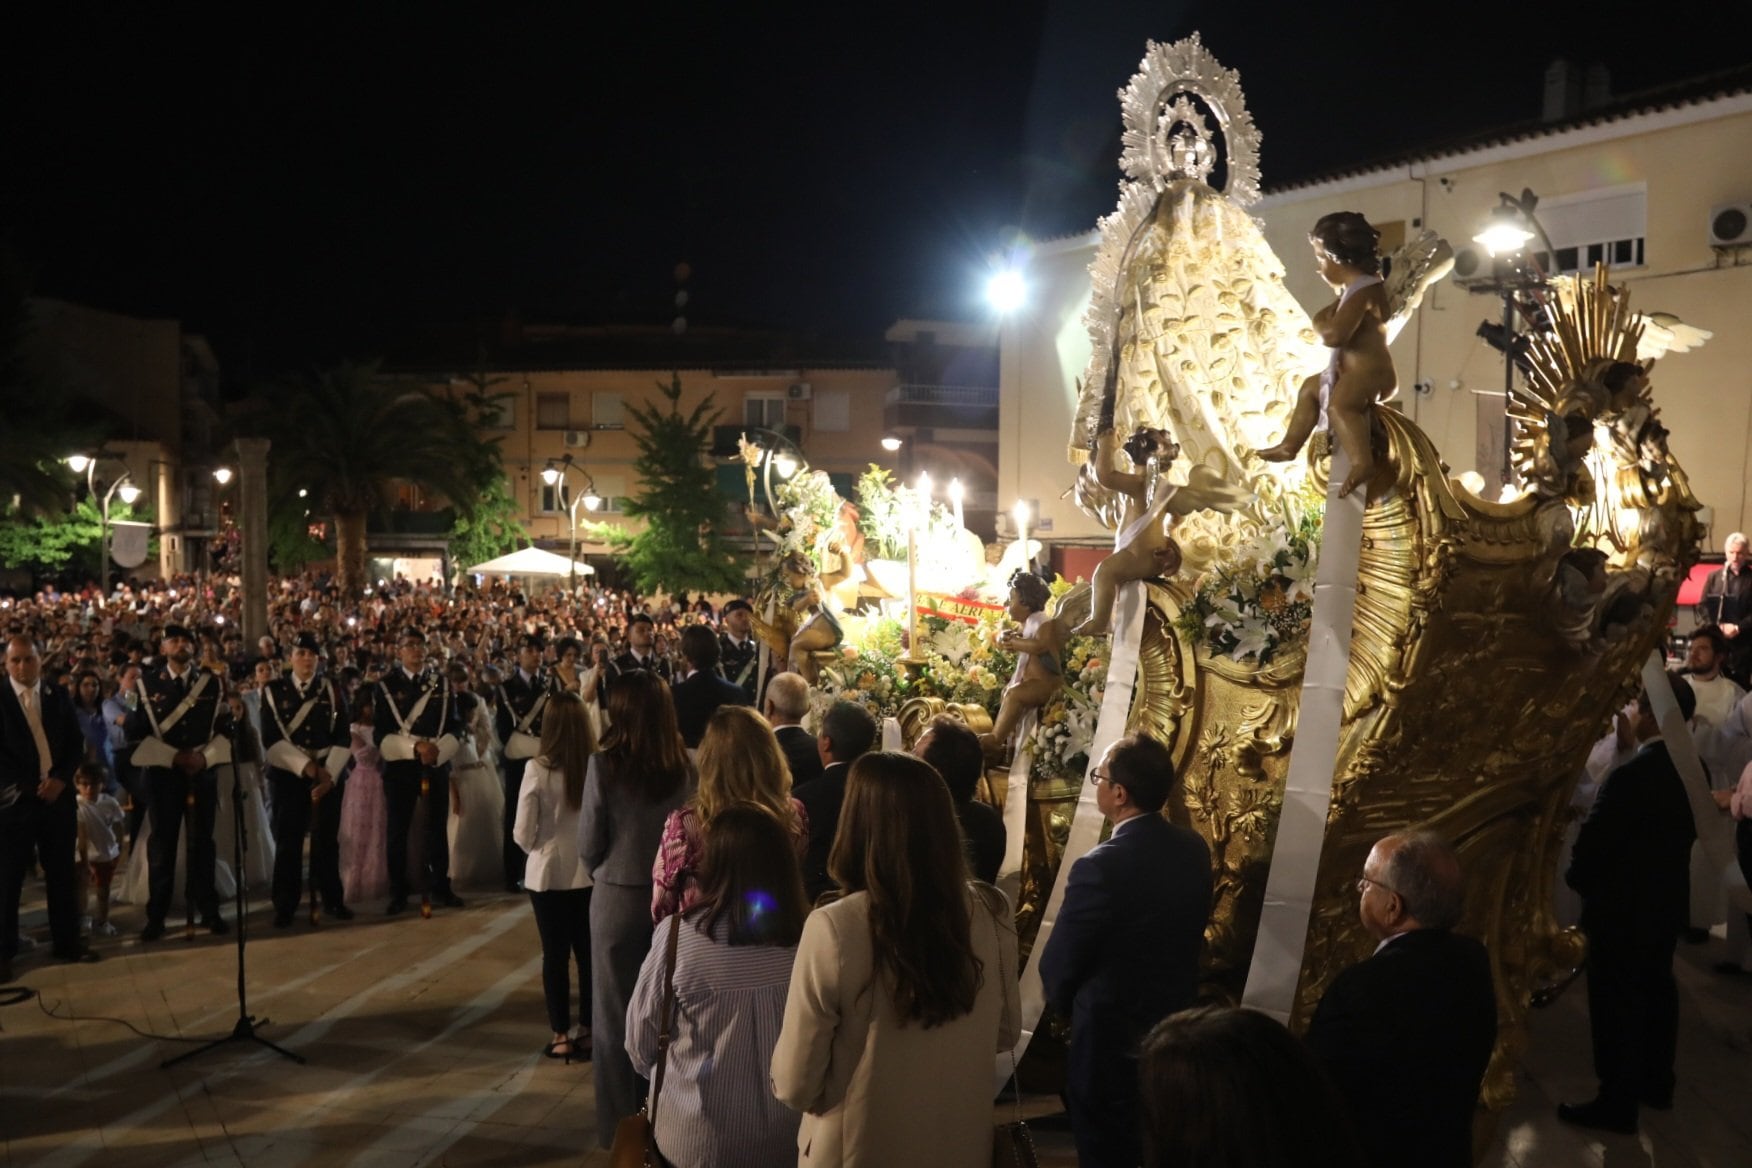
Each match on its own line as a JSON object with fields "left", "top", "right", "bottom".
{"left": 626, "top": 804, "right": 808, "bottom": 1167}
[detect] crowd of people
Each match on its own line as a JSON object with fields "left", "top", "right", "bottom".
{"left": 5, "top": 552, "right": 1747, "bottom": 1165}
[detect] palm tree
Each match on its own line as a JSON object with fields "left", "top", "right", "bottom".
{"left": 259, "top": 361, "right": 497, "bottom": 596}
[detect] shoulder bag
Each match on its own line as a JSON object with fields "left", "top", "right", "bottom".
{"left": 610, "top": 912, "right": 681, "bottom": 1168}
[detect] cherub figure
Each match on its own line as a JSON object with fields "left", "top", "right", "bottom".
{"left": 1070, "top": 425, "right": 1249, "bottom": 638}
{"left": 750, "top": 552, "right": 843, "bottom": 684}
{"left": 979, "top": 569, "right": 1068, "bottom": 761}
{"left": 1257, "top": 211, "right": 1396, "bottom": 498}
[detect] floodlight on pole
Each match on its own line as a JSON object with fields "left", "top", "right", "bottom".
{"left": 881, "top": 435, "right": 903, "bottom": 453}
{"left": 986, "top": 268, "right": 1026, "bottom": 314}
{"left": 65, "top": 454, "right": 93, "bottom": 474}
{"left": 116, "top": 480, "right": 142, "bottom": 506}
{"left": 1473, "top": 206, "right": 1535, "bottom": 257}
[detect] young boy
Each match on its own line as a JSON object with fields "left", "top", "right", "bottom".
{"left": 74, "top": 764, "right": 125, "bottom": 936}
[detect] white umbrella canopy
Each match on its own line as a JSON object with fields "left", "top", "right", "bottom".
{"left": 467, "top": 546, "right": 596, "bottom": 577}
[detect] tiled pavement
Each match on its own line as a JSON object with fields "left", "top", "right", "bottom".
{"left": 2, "top": 880, "right": 1749, "bottom": 1167}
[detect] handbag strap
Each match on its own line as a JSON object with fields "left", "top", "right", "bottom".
{"left": 647, "top": 912, "right": 683, "bottom": 1126}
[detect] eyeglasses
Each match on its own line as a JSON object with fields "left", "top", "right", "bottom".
{"left": 1355, "top": 874, "right": 1399, "bottom": 898}
{"left": 1091, "top": 770, "right": 1115, "bottom": 787}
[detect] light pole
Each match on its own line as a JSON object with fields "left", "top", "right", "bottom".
{"left": 739, "top": 426, "right": 807, "bottom": 518}
{"left": 66, "top": 454, "right": 141, "bottom": 597}
{"left": 1469, "top": 188, "right": 1557, "bottom": 495}
{"left": 542, "top": 455, "right": 602, "bottom": 595}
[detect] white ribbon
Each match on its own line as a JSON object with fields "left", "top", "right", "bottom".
{"left": 995, "top": 709, "right": 1038, "bottom": 908}
{"left": 1000, "top": 580, "right": 1147, "bottom": 1090}
{"left": 1642, "top": 650, "right": 1752, "bottom": 913}
{"left": 1241, "top": 447, "right": 1367, "bottom": 1024}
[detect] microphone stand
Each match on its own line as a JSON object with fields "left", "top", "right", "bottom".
{"left": 163, "top": 715, "right": 304, "bottom": 1067}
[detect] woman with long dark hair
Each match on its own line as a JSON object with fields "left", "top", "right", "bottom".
{"left": 772, "top": 751, "right": 1019, "bottom": 1166}
{"left": 627, "top": 805, "right": 807, "bottom": 1166}
{"left": 512, "top": 691, "right": 595, "bottom": 1062}
{"left": 576, "top": 669, "right": 694, "bottom": 1150}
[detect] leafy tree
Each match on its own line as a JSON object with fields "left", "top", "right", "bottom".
{"left": 254, "top": 361, "right": 500, "bottom": 596}
{"left": 0, "top": 498, "right": 152, "bottom": 577}
{"left": 266, "top": 502, "right": 329, "bottom": 575}
{"left": 619, "top": 374, "right": 746, "bottom": 595}
{"left": 447, "top": 473, "right": 528, "bottom": 570}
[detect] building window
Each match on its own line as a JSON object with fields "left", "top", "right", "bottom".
{"left": 744, "top": 393, "right": 786, "bottom": 431}
{"left": 539, "top": 484, "right": 561, "bottom": 515}
{"left": 536, "top": 393, "right": 570, "bottom": 430}
{"left": 814, "top": 388, "right": 851, "bottom": 432}
{"left": 593, "top": 391, "right": 625, "bottom": 429}
{"left": 1531, "top": 184, "right": 1647, "bottom": 276}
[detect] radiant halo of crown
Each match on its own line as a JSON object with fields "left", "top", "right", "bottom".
{"left": 1118, "top": 34, "right": 1261, "bottom": 205}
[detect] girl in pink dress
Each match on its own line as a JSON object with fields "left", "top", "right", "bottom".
{"left": 339, "top": 691, "right": 389, "bottom": 905}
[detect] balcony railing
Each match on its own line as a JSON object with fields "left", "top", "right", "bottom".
{"left": 884, "top": 384, "right": 998, "bottom": 407}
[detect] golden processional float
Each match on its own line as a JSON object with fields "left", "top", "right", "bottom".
{"left": 984, "top": 34, "right": 1703, "bottom": 1124}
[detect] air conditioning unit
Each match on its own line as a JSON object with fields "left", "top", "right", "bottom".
{"left": 787, "top": 382, "right": 813, "bottom": 400}
{"left": 1450, "top": 245, "right": 1516, "bottom": 286}
{"left": 1708, "top": 200, "right": 1752, "bottom": 248}
{"left": 563, "top": 430, "right": 590, "bottom": 448}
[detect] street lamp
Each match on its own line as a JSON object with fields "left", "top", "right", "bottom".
{"left": 1467, "top": 188, "right": 1556, "bottom": 492}
{"left": 542, "top": 454, "right": 601, "bottom": 594}
{"left": 739, "top": 426, "right": 809, "bottom": 522}
{"left": 65, "top": 453, "right": 139, "bottom": 597}
{"left": 212, "top": 466, "right": 234, "bottom": 485}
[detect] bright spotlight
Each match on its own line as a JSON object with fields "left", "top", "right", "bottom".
{"left": 212, "top": 467, "right": 234, "bottom": 485}
{"left": 65, "top": 454, "right": 92, "bottom": 474}
{"left": 881, "top": 435, "right": 903, "bottom": 453}
{"left": 986, "top": 269, "right": 1026, "bottom": 314}
{"left": 117, "top": 481, "right": 142, "bottom": 506}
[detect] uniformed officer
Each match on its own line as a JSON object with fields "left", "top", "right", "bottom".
{"left": 127, "top": 623, "right": 233, "bottom": 940}
{"left": 260, "top": 632, "right": 352, "bottom": 926}
{"left": 607, "top": 612, "right": 671, "bottom": 691}
{"left": 718, "top": 598, "right": 761, "bottom": 702}
{"left": 373, "top": 627, "right": 465, "bottom": 914}
{"left": 494, "top": 633, "right": 555, "bottom": 892}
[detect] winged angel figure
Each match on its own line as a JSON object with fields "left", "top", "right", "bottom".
{"left": 1069, "top": 37, "right": 1453, "bottom": 570}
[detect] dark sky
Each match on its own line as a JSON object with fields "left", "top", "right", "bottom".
{"left": 7, "top": 1, "right": 1750, "bottom": 378}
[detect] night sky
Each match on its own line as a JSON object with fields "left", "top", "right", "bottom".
{"left": 7, "top": 1, "right": 1750, "bottom": 380}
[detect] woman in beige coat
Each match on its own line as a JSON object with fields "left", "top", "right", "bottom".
{"left": 771, "top": 751, "right": 1019, "bottom": 1167}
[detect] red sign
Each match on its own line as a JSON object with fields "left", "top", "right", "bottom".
{"left": 916, "top": 593, "right": 1006, "bottom": 625}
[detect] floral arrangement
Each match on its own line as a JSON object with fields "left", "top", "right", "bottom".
{"left": 855, "top": 465, "right": 908, "bottom": 560}
{"left": 1174, "top": 494, "right": 1322, "bottom": 664}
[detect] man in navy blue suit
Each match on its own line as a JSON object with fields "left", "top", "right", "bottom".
{"left": 1039, "top": 732, "right": 1211, "bottom": 1168}
{"left": 669, "top": 625, "right": 751, "bottom": 749}
{"left": 1560, "top": 672, "right": 1698, "bottom": 1134}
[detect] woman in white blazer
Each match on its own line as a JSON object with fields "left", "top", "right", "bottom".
{"left": 771, "top": 751, "right": 1019, "bottom": 1167}
{"left": 513, "top": 691, "right": 595, "bottom": 1062}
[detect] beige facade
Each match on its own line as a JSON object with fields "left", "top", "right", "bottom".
{"left": 436, "top": 365, "right": 899, "bottom": 551}
{"left": 1002, "top": 90, "right": 1752, "bottom": 544}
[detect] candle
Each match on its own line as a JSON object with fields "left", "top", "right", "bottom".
{"left": 948, "top": 478, "right": 965, "bottom": 530}
{"left": 906, "top": 524, "right": 919, "bottom": 659}
{"left": 1013, "top": 500, "right": 1031, "bottom": 569}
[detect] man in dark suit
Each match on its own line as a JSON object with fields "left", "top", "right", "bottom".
{"left": 494, "top": 634, "right": 554, "bottom": 891}
{"left": 793, "top": 700, "right": 876, "bottom": 902}
{"left": 670, "top": 625, "right": 752, "bottom": 749}
{"left": 1039, "top": 733, "right": 1211, "bottom": 1168}
{"left": 259, "top": 632, "right": 352, "bottom": 927}
{"left": 1306, "top": 831, "right": 1497, "bottom": 1168}
{"left": 126, "top": 623, "right": 234, "bottom": 940}
{"left": 915, "top": 714, "right": 1005, "bottom": 884}
{"left": 764, "top": 672, "right": 822, "bottom": 788}
{"left": 718, "top": 598, "right": 762, "bottom": 702}
{"left": 2, "top": 635, "right": 94, "bottom": 977}
{"left": 1697, "top": 532, "right": 1751, "bottom": 686}
{"left": 1560, "top": 672, "right": 1699, "bottom": 1134}
{"left": 373, "top": 627, "right": 466, "bottom": 915}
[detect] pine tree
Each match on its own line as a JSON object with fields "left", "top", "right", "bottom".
{"left": 620, "top": 374, "right": 746, "bottom": 595}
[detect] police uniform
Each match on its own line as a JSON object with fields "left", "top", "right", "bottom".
{"left": 260, "top": 661, "right": 352, "bottom": 923}
{"left": 495, "top": 663, "right": 556, "bottom": 889}
{"left": 373, "top": 660, "right": 464, "bottom": 910}
{"left": 718, "top": 630, "right": 761, "bottom": 702}
{"left": 127, "top": 654, "right": 233, "bottom": 934}
{"left": 608, "top": 647, "right": 672, "bottom": 690}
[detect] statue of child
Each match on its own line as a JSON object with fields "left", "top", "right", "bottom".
{"left": 980, "top": 569, "right": 1068, "bottom": 761}
{"left": 1257, "top": 211, "right": 1396, "bottom": 498}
